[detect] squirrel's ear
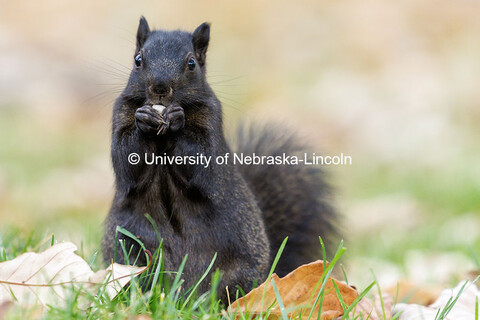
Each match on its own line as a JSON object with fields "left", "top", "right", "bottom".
{"left": 192, "top": 22, "right": 210, "bottom": 67}
{"left": 136, "top": 16, "right": 151, "bottom": 52}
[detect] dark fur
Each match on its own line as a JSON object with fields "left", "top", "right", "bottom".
{"left": 102, "top": 17, "right": 337, "bottom": 302}
{"left": 233, "top": 125, "right": 338, "bottom": 276}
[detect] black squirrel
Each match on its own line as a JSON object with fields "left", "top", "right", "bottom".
{"left": 102, "top": 17, "right": 338, "bottom": 302}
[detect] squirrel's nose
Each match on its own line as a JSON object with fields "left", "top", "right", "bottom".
{"left": 148, "top": 83, "right": 172, "bottom": 97}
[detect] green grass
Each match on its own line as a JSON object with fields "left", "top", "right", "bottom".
{"left": 0, "top": 229, "right": 393, "bottom": 320}
{"left": 337, "top": 155, "right": 480, "bottom": 272}
{"left": 8, "top": 227, "right": 475, "bottom": 320}
{"left": 343, "top": 160, "right": 480, "bottom": 216}
{"left": 0, "top": 110, "right": 106, "bottom": 184}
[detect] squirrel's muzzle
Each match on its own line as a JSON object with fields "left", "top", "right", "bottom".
{"left": 148, "top": 82, "right": 172, "bottom": 96}
{"left": 147, "top": 82, "right": 173, "bottom": 104}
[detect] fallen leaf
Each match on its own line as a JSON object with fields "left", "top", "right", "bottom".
{"left": 394, "top": 281, "right": 480, "bottom": 320}
{"left": 386, "top": 281, "right": 442, "bottom": 306}
{"left": 0, "top": 242, "right": 147, "bottom": 309}
{"left": 228, "top": 260, "right": 358, "bottom": 319}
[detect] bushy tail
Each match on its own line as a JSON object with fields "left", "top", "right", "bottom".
{"left": 232, "top": 124, "right": 339, "bottom": 276}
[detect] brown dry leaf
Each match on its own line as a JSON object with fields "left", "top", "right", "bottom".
{"left": 386, "top": 281, "right": 442, "bottom": 306}
{"left": 349, "top": 294, "right": 393, "bottom": 320}
{"left": 0, "top": 242, "right": 147, "bottom": 309}
{"left": 228, "top": 260, "right": 358, "bottom": 319}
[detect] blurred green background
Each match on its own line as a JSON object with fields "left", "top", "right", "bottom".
{"left": 0, "top": 0, "right": 479, "bottom": 289}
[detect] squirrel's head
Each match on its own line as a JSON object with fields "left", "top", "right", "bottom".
{"left": 126, "top": 16, "right": 211, "bottom": 106}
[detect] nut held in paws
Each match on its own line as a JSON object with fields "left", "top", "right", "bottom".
{"left": 152, "top": 105, "right": 165, "bottom": 113}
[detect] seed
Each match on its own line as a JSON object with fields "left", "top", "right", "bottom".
{"left": 152, "top": 104, "right": 165, "bottom": 113}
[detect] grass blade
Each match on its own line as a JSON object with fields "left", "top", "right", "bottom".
{"left": 271, "top": 278, "right": 289, "bottom": 320}
{"left": 181, "top": 253, "right": 217, "bottom": 309}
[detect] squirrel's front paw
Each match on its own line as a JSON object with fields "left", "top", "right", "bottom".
{"left": 158, "top": 104, "right": 185, "bottom": 134}
{"left": 135, "top": 105, "right": 165, "bottom": 136}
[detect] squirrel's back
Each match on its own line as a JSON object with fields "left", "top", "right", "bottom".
{"left": 233, "top": 124, "right": 338, "bottom": 276}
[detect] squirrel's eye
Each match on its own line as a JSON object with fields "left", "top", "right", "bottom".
{"left": 134, "top": 53, "right": 142, "bottom": 68}
{"left": 187, "top": 57, "right": 196, "bottom": 71}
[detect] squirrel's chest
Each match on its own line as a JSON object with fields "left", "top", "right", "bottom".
{"left": 158, "top": 213, "right": 233, "bottom": 268}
